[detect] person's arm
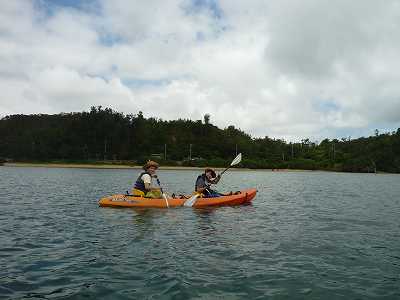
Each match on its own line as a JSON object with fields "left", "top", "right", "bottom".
{"left": 142, "top": 174, "right": 152, "bottom": 191}
{"left": 209, "top": 174, "right": 221, "bottom": 184}
{"left": 196, "top": 186, "right": 208, "bottom": 193}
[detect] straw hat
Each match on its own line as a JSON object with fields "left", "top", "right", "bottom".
{"left": 143, "top": 160, "right": 159, "bottom": 170}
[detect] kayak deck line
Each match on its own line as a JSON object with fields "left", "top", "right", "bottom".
{"left": 99, "top": 189, "right": 257, "bottom": 208}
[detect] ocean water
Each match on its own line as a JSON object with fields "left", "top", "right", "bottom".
{"left": 0, "top": 166, "right": 399, "bottom": 299}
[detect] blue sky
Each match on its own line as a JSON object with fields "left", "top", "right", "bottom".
{"left": 35, "top": 0, "right": 100, "bottom": 12}
{"left": 1, "top": 0, "right": 400, "bottom": 141}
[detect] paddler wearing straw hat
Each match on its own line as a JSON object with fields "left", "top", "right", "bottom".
{"left": 132, "top": 160, "right": 162, "bottom": 198}
{"left": 195, "top": 168, "right": 222, "bottom": 198}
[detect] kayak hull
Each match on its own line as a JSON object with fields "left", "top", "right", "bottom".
{"left": 99, "top": 189, "right": 257, "bottom": 208}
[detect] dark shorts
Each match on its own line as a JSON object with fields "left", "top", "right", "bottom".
{"left": 204, "top": 189, "right": 222, "bottom": 198}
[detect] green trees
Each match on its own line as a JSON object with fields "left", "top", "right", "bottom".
{"left": 0, "top": 107, "right": 399, "bottom": 173}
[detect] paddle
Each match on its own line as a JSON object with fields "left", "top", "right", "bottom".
{"left": 162, "top": 192, "right": 169, "bottom": 208}
{"left": 219, "top": 153, "right": 242, "bottom": 176}
{"left": 183, "top": 194, "right": 199, "bottom": 207}
{"left": 183, "top": 153, "right": 242, "bottom": 207}
{"left": 156, "top": 177, "right": 169, "bottom": 208}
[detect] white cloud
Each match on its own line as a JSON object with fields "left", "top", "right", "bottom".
{"left": 1, "top": 0, "right": 400, "bottom": 141}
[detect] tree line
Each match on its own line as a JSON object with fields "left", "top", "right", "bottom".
{"left": 1, "top": 106, "right": 399, "bottom": 173}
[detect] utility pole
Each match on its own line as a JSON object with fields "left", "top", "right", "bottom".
{"left": 332, "top": 142, "right": 336, "bottom": 160}
{"left": 372, "top": 160, "right": 377, "bottom": 174}
{"left": 291, "top": 143, "right": 294, "bottom": 159}
{"left": 164, "top": 144, "right": 167, "bottom": 160}
{"left": 104, "top": 138, "right": 107, "bottom": 161}
{"left": 235, "top": 144, "right": 238, "bottom": 156}
{"left": 189, "top": 144, "right": 192, "bottom": 160}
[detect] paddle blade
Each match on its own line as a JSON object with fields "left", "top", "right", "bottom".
{"left": 230, "top": 153, "right": 242, "bottom": 166}
{"left": 162, "top": 193, "right": 169, "bottom": 208}
{"left": 183, "top": 194, "right": 199, "bottom": 207}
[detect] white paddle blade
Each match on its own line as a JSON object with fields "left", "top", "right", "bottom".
{"left": 162, "top": 193, "right": 169, "bottom": 208}
{"left": 231, "top": 153, "right": 242, "bottom": 166}
{"left": 183, "top": 194, "right": 199, "bottom": 207}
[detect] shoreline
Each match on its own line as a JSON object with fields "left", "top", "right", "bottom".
{"left": 0, "top": 162, "right": 333, "bottom": 173}
{"left": 1, "top": 162, "right": 304, "bottom": 172}
{"left": 1, "top": 162, "right": 393, "bottom": 174}
{"left": 2, "top": 162, "right": 243, "bottom": 171}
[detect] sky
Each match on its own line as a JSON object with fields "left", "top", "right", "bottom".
{"left": 1, "top": 0, "right": 400, "bottom": 141}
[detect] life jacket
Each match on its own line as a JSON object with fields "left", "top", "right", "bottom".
{"left": 134, "top": 171, "right": 151, "bottom": 192}
{"left": 195, "top": 174, "right": 210, "bottom": 192}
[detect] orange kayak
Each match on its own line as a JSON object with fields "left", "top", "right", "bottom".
{"left": 99, "top": 189, "right": 257, "bottom": 208}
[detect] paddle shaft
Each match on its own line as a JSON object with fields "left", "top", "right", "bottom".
{"left": 219, "top": 166, "right": 231, "bottom": 176}
{"left": 218, "top": 153, "right": 242, "bottom": 177}
{"left": 156, "top": 177, "right": 169, "bottom": 208}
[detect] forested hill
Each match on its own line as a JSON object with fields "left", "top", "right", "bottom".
{"left": 1, "top": 106, "right": 399, "bottom": 173}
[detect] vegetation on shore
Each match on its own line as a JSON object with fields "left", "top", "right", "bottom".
{"left": 1, "top": 106, "right": 399, "bottom": 173}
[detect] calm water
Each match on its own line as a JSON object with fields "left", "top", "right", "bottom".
{"left": 0, "top": 166, "right": 399, "bottom": 299}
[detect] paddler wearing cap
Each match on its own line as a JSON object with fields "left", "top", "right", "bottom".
{"left": 195, "top": 168, "right": 222, "bottom": 197}
{"left": 132, "top": 160, "right": 162, "bottom": 198}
